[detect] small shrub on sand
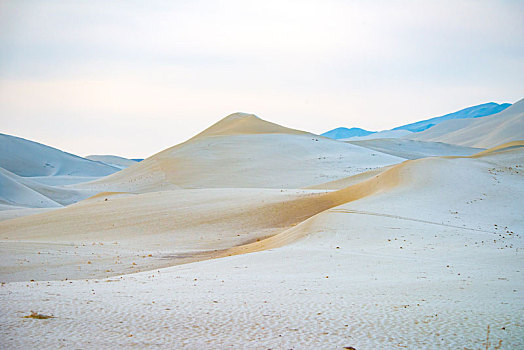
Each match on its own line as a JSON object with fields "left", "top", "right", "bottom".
{"left": 22, "top": 311, "right": 54, "bottom": 319}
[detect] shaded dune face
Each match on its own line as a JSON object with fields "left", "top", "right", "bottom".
{"left": 0, "top": 133, "right": 119, "bottom": 177}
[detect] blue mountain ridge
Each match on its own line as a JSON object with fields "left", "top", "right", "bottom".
{"left": 321, "top": 127, "right": 375, "bottom": 139}
{"left": 321, "top": 102, "right": 511, "bottom": 139}
{"left": 392, "top": 102, "right": 511, "bottom": 132}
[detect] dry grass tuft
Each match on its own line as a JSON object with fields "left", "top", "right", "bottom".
{"left": 23, "top": 311, "right": 54, "bottom": 319}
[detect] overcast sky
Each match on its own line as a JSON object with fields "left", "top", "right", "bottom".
{"left": 1, "top": 0, "right": 523, "bottom": 158}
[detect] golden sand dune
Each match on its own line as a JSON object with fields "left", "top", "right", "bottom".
{"left": 0, "top": 161, "right": 399, "bottom": 281}
{"left": 77, "top": 113, "right": 403, "bottom": 192}
{"left": 0, "top": 188, "right": 337, "bottom": 281}
{"left": 470, "top": 140, "right": 524, "bottom": 157}
{"left": 190, "top": 112, "right": 308, "bottom": 139}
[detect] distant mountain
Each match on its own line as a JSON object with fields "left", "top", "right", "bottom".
{"left": 406, "top": 98, "right": 524, "bottom": 148}
{"left": 321, "top": 127, "right": 375, "bottom": 139}
{"left": 393, "top": 102, "right": 511, "bottom": 132}
{"left": 0, "top": 133, "right": 120, "bottom": 177}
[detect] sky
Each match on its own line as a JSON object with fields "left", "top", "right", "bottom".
{"left": 1, "top": 0, "right": 523, "bottom": 158}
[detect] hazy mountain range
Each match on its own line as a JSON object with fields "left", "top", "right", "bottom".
{"left": 322, "top": 101, "right": 511, "bottom": 139}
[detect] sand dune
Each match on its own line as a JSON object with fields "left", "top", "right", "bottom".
{"left": 1, "top": 143, "right": 522, "bottom": 348}
{"left": 85, "top": 155, "right": 138, "bottom": 169}
{"left": 346, "top": 138, "right": 484, "bottom": 159}
{"left": 4, "top": 141, "right": 520, "bottom": 282}
{"left": 0, "top": 188, "right": 339, "bottom": 281}
{"left": 407, "top": 98, "right": 524, "bottom": 148}
{"left": 0, "top": 133, "right": 119, "bottom": 177}
{"left": 191, "top": 112, "right": 308, "bottom": 139}
{"left": 78, "top": 113, "right": 403, "bottom": 192}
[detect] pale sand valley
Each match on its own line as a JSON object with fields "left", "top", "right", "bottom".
{"left": 1, "top": 99, "right": 524, "bottom": 348}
